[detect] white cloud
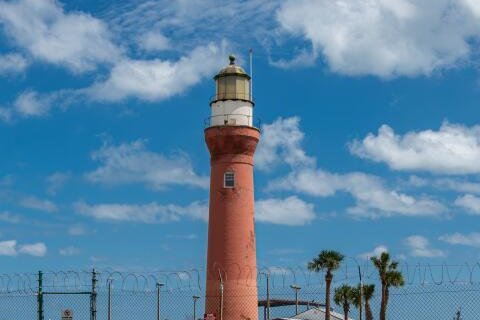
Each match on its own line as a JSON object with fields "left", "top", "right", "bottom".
{"left": 20, "top": 196, "right": 58, "bottom": 213}
{"left": 0, "top": 240, "right": 47, "bottom": 257}
{"left": 404, "top": 235, "right": 446, "bottom": 258}
{"left": 87, "top": 42, "right": 225, "bottom": 102}
{"left": 255, "top": 196, "right": 316, "bottom": 226}
{"left": 358, "top": 245, "right": 388, "bottom": 260}
{"left": 13, "top": 90, "right": 52, "bottom": 117}
{"left": 86, "top": 140, "right": 208, "bottom": 190}
{"left": 46, "top": 172, "right": 71, "bottom": 196}
{"left": 350, "top": 122, "right": 480, "bottom": 175}
{"left": 0, "top": 240, "right": 17, "bottom": 256}
{"left": 138, "top": 31, "right": 170, "bottom": 52}
{"left": 0, "top": 0, "right": 119, "bottom": 73}
{"left": 255, "top": 117, "right": 315, "bottom": 171}
{"left": 59, "top": 246, "right": 80, "bottom": 256}
{"left": 276, "top": 0, "right": 480, "bottom": 77}
{"left": 259, "top": 117, "right": 446, "bottom": 219}
{"left": 407, "top": 175, "right": 480, "bottom": 194}
{"left": 74, "top": 200, "right": 208, "bottom": 224}
{"left": 19, "top": 242, "right": 47, "bottom": 257}
{"left": 0, "top": 53, "right": 28, "bottom": 75}
{"left": 455, "top": 194, "right": 480, "bottom": 214}
{"left": 269, "top": 169, "right": 445, "bottom": 218}
{"left": 439, "top": 232, "right": 480, "bottom": 247}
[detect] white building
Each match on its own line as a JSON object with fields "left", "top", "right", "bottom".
{"left": 274, "top": 307, "right": 356, "bottom": 320}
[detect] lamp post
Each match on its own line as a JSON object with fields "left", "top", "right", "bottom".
{"left": 290, "top": 284, "right": 301, "bottom": 315}
{"left": 193, "top": 296, "right": 200, "bottom": 320}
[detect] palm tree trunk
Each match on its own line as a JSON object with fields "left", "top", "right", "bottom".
{"left": 380, "top": 281, "right": 386, "bottom": 320}
{"left": 343, "top": 304, "right": 349, "bottom": 320}
{"left": 365, "top": 300, "right": 373, "bottom": 320}
{"left": 325, "top": 272, "right": 333, "bottom": 320}
{"left": 384, "top": 287, "right": 390, "bottom": 320}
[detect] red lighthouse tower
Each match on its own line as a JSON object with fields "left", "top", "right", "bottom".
{"left": 204, "top": 55, "right": 259, "bottom": 320}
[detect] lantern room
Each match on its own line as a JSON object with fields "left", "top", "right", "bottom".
{"left": 209, "top": 55, "right": 255, "bottom": 127}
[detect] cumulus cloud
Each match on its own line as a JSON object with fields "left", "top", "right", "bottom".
{"left": 260, "top": 117, "right": 446, "bottom": 218}
{"left": 18, "top": 242, "right": 47, "bottom": 257}
{"left": 255, "top": 196, "right": 316, "bottom": 226}
{"left": 358, "top": 245, "right": 388, "bottom": 260}
{"left": 269, "top": 169, "right": 445, "bottom": 218}
{"left": 455, "top": 194, "right": 480, "bottom": 214}
{"left": 74, "top": 200, "right": 208, "bottom": 224}
{"left": 87, "top": 42, "right": 225, "bottom": 102}
{"left": 86, "top": 140, "right": 208, "bottom": 190}
{"left": 439, "top": 232, "right": 480, "bottom": 247}
{"left": 138, "top": 31, "right": 170, "bottom": 52}
{"left": 0, "top": 53, "right": 28, "bottom": 75}
{"left": 13, "top": 90, "right": 52, "bottom": 117}
{"left": 350, "top": 122, "right": 480, "bottom": 175}
{"left": 0, "top": 240, "right": 17, "bottom": 256}
{"left": 407, "top": 175, "right": 480, "bottom": 194}
{"left": 0, "top": 0, "right": 119, "bottom": 73}
{"left": 0, "top": 240, "right": 47, "bottom": 257}
{"left": 276, "top": 0, "right": 480, "bottom": 77}
{"left": 255, "top": 117, "right": 315, "bottom": 171}
{"left": 404, "top": 235, "right": 446, "bottom": 258}
{"left": 19, "top": 196, "right": 58, "bottom": 213}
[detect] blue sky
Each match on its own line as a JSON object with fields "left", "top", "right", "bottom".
{"left": 1, "top": 0, "right": 480, "bottom": 273}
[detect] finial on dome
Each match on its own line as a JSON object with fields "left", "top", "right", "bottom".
{"left": 229, "top": 54, "right": 236, "bottom": 65}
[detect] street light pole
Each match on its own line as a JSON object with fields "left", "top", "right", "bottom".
{"left": 290, "top": 285, "right": 301, "bottom": 315}
{"left": 193, "top": 296, "right": 200, "bottom": 320}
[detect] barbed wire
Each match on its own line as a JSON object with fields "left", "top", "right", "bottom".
{"left": 2, "top": 262, "right": 480, "bottom": 293}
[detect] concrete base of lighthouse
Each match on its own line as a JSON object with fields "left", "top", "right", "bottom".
{"left": 204, "top": 125, "right": 260, "bottom": 320}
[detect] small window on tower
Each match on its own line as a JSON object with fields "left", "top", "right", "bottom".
{"left": 224, "top": 171, "right": 235, "bottom": 188}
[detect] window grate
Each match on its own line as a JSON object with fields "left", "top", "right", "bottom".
{"left": 224, "top": 172, "right": 235, "bottom": 188}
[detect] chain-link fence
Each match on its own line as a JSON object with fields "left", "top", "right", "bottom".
{"left": 0, "top": 264, "right": 479, "bottom": 320}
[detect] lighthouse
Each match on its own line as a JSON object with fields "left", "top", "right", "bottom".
{"left": 204, "top": 55, "right": 260, "bottom": 320}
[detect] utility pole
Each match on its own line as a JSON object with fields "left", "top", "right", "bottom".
{"left": 290, "top": 284, "right": 301, "bottom": 315}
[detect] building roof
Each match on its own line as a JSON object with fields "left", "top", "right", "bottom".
{"left": 273, "top": 307, "right": 356, "bottom": 320}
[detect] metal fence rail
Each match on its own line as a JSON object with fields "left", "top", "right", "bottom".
{"left": 0, "top": 265, "right": 479, "bottom": 320}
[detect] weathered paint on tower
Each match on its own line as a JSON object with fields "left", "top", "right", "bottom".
{"left": 204, "top": 56, "right": 259, "bottom": 320}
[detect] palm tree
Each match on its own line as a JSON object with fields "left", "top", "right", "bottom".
{"left": 334, "top": 285, "right": 355, "bottom": 320}
{"left": 371, "top": 252, "right": 405, "bottom": 320}
{"left": 362, "top": 284, "right": 375, "bottom": 320}
{"left": 308, "top": 250, "right": 344, "bottom": 320}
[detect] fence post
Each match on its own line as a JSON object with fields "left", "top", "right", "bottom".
{"left": 193, "top": 296, "right": 200, "bottom": 320}
{"left": 90, "top": 269, "right": 97, "bottom": 320}
{"left": 266, "top": 274, "right": 270, "bottom": 320}
{"left": 108, "top": 279, "right": 112, "bottom": 320}
{"left": 37, "top": 271, "right": 44, "bottom": 320}
{"left": 156, "top": 283, "right": 164, "bottom": 320}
